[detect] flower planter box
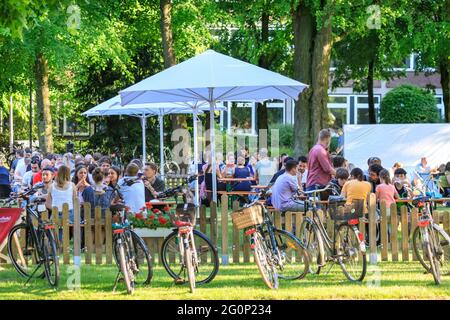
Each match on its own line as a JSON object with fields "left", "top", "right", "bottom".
{"left": 133, "top": 227, "right": 174, "bottom": 238}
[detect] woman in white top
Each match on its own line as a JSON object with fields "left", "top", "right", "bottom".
{"left": 46, "top": 165, "right": 77, "bottom": 223}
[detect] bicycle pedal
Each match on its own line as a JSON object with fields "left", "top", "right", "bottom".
{"left": 174, "top": 278, "right": 185, "bottom": 285}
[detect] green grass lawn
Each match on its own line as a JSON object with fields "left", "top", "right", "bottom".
{"left": 0, "top": 262, "right": 449, "bottom": 300}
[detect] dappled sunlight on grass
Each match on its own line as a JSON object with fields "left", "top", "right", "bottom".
{"left": 0, "top": 262, "right": 449, "bottom": 299}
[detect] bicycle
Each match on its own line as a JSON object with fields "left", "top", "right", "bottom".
{"left": 110, "top": 184, "right": 153, "bottom": 294}
{"left": 410, "top": 173, "right": 450, "bottom": 285}
{"left": 2, "top": 183, "right": 60, "bottom": 288}
{"left": 298, "top": 185, "right": 367, "bottom": 282}
{"left": 158, "top": 176, "right": 219, "bottom": 293}
{"left": 232, "top": 190, "right": 310, "bottom": 289}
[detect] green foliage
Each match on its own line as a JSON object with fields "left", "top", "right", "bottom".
{"left": 269, "top": 123, "right": 293, "bottom": 150}
{"left": 380, "top": 85, "right": 440, "bottom": 123}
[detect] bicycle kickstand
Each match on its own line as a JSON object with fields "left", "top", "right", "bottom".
{"left": 324, "top": 261, "right": 336, "bottom": 276}
{"left": 112, "top": 271, "right": 123, "bottom": 292}
{"left": 24, "top": 262, "right": 43, "bottom": 286}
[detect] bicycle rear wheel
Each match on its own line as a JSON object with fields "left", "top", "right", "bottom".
{"left": 273, "top": 229, "right": 309, "bottom": 280}
{"left": 113, "top": 231, "right": 153, "bottom": 286}
{"left": 161, "top": 229, "right": 219, "bottom": 284}
{"left": 116, "top": 240, "right": 134, "bottom": 294}
{"left": 299, "top": 219, "right": 324, "bottom": 275}
{"left": 42, "top": 229, "right": 60, "bottom": 288}
{"left": 7, "top": 223, "right": 44, "bottom": 278}
{"left": 336, "top": 224, "right": 367, "bottom": 282}
{"left": 252, "top": 231, "right": 278, "bottom": 289}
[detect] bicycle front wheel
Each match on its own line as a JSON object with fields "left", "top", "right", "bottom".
{"left": 184, "top": 241, "right": 196, "bottom": 293}
{"left": 273, "top": 229, "right": 309, "bottom": 280}
{"left": 7, "top": 223, "right": 43, "bottom": 278}
{"left": 336, "top": 224, "right": 367, "bottom": 282}
{"left": 299, "top": 218, "right": 324, "bottom": 275}
{"left": 42, "top": 229, "right": 60, "bottom": 288}
{"left": 161, "top": 229, "right": 219, "bottom": 284}
{"left": 428, "top": 228, "right": 442, "bottom": 285}
{"left": 252, "top": 231, "right": 278, "bottom": 289}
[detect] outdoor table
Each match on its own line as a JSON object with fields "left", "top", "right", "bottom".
{"left": 250, "top": 185, "right": 271, "bottom": 189}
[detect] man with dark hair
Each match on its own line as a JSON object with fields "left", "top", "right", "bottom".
{"left": 332, "top": 155, "right": 346, "bottom": 169}
{"left": 368, "top": 163, "right": 384, "bottom": 193}
{"left": 98, "top": 156, "right": 112, "bottom": 176}
{"left": 306, "top": 129, "right": 336, "bottom": 192}
{"left": 92, "top": 152, "right": 102, "bottom": 165}
{"left": 143, "top": 162, "right": 165, "bottom": 201}
{"left": 271, "top": 160, "right": 304, "bottom": 212}
{"left": 329, "top": 168, "right": 350, "bottom": 194}
{"left": 269, "top": 156, "right": 294, "bottom": 185}
{"left": 297, "top": 156, "right": 308, "bottom": 190}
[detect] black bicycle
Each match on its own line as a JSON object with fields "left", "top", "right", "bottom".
{"left": 158, "top": 176, "right": 219, "bottom": 291}
{"left": 110, "top": 183, "right": 153, "bottom": 294}
{"left": 233, "top": 190, "right": 310, "bottom": 289}
{"left": 3, "top": 183, "right": 60, "bottom": 288}
{"left": 299, "top": 185, "right": 367, "bottom": 282}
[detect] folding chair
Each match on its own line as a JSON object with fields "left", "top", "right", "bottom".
{"left": 0, "top": 208, "right": 23, "bottom": 264}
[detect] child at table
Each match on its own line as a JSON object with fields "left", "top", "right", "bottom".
{"left": 376, "top": 169, "right": 399, "bottom": 217}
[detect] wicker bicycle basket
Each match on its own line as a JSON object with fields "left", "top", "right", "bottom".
{"left": 328, "top": 197, "right": 364, "bottom": 221}
{"left": 231, "top": 204, "right": 264, "bottom": 230}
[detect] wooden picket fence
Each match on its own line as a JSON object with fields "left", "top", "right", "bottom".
{"left": 1, "top": 194, "right": 449, "bottom": 266}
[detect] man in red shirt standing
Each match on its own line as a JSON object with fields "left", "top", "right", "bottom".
{"left": 306, "top": 129, "right": 336, "bottom": 193}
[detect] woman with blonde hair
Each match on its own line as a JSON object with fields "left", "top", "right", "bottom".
{"left": 46, "top": 165, "right": 77, "bottom": 222}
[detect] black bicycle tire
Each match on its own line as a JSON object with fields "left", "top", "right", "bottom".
{"left": 7, "top": 223, "right": 44, "bottom": 278}
{"left": 337, "top": 224, "right": 367, "bottom": 282}
{"left": 252, "top": 231, "right": 278, "bottom": 289}
{"left": 272, "top": 229, "right": 310, "bottom": 280}
{"left": 42, "top": 229, "right": 60, "bottom": 288}
{"left": 161, "top": 229, "right": 219, "bottom": 285}
{"left": 299, "top": 218, "right": 324, "bottom": 275}
{"left": 129, "top": 230, "right": 153, "bottom": 285}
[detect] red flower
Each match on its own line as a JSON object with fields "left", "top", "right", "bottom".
{"left": 146, "top": 202, "right": 153, "bottom": 209}
{"left": 152, "top": 208, "right": 159, "bottom": 214}
{"left": 163, "top": 206, "right": 170, "bottom": 212}
{"left": 135, "top": 213, "right": 144, "bottom": 220}
{"left": 149, "top": 215, "right": 155, "bottom": 220}
{"left": 158, "top": 216, "right": 167, "bottom": 225}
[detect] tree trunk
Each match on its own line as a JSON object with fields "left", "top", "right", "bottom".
{"left": 35, "top": 52, "right": 53, "bottom": 153}
{"left": 310, "top": 11, "right": 333, "bottom": 140}
{"left": 367, "top": 58, "right": 376, "bottom": 124}
{"left": 440, "top": 58, "right": 450, "bottom": 123}
{"left": 293, "top": 2, "right": 333, "bottom": 157}
{"left": 160, "top": 0, "right": 176, "bottom": 69}
{"left": 160, "top": 0, "right": 185, "bottom": 132}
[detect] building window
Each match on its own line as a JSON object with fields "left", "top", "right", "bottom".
{"left": 328, "top": 96, "right": 347, "bottom": 104}
{"left": 329, "top": 108, "right": 347, "bottom": 128}
{"left": 356, "top": 108, "right": 380, "bottom": 124}
{"left": 230, "top": 101, "right": 253, "bottom": 134}
{"left": 357, "top": 96, "right": 380, "bottom": 104}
